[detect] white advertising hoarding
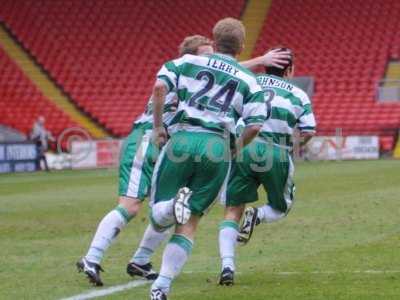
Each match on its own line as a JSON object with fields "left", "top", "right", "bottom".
{"left": 71, "top": 140, "right": 122, "bottom": 169}
{"left": 305, "top": 136, "right": 379, "bottom": 160}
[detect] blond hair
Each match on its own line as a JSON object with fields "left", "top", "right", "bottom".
{"left": 212, "top": 18, "right": 245, "bottom": 56}
{"left": 178, "top": 35, "right": 213, "bottom": 56}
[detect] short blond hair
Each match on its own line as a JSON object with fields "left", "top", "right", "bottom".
{"left": 178, "top": 35, "right": 213, "bottom": 56}
{"left": 212, "top": 18, "right": 245, "bottom": 56}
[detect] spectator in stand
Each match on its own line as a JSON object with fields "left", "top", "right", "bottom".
{"left": 30, "top": 116, "right": 55, "bottom": 171}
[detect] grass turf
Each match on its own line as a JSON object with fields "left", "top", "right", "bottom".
{"left": 0, "top": 160, "right": 399, "bottom": 299}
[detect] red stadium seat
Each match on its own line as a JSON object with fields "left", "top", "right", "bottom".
{"left": 1, "top": 0, "right": 245, "bottom": 136}
{"left": 0, "top": 47, "right": 78, "bottom": 137}
{"left": 253, "top": 0, "right": 400, "bottom": 137}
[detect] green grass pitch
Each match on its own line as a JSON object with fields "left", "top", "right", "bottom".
{"left": 1, "top": 160, "right": 399, "bottom": 299}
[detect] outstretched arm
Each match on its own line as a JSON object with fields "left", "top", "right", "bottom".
{"left": 240, "top": 48, "right": 291, "bottom": 70}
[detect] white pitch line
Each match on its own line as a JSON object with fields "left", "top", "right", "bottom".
{"left": 276, "top": 270, "right": 400, "bottom": 276}
{"left": 59, "top": 279, "right": 150, "bottom": 300}
{"left": 60, "top": 270, "right": 400, "bottom": 300}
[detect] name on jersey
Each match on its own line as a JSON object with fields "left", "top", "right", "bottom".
{"left": 259, "top": 77, "right": 293, "bottom": 91}
{"left": 207, "top": 58, "right": 239, "bottom": 76}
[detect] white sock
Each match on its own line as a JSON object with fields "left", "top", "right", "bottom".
{"left": 85, "top": 205, "right": 133, "bottom": 264}
{"left": 131, "top": 224, "right": 170, "bottom": 265}
{"left": 151, "top": 199, "right": 175, "bottom": 230}
{"left": 219, "top": 220, "right": 239, "bottom": 271}
{"left": 151, "top": 234, "right": 193, "bottom": 294}
{"left": 257, "top": 205, "right": 285, "bottom": 223}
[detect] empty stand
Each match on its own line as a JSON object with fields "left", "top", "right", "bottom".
{"left": 0, "top": 46, "right": 77, "bottom": 138}
{"left": 254, "top": 0, "right": 400, "bottom": 141}
{"left": 1, "top": 0, "right": 245, "bottom": 136}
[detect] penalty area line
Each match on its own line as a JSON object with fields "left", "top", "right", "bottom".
{"left": 59, "top": 279, "right": 150, "bottom": 300}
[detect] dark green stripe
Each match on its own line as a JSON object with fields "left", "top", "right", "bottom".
{"left": 169, "top": 110, "right": 226, "bottom": 134}
{"left": 271, "top": 107, "right": 297, "bottom": 127}
{"left": 274, "top": 89, "right": 302, "bottom": 107}
{"left": 245, "top": 90, "right": 265, "bottom": 104}
{"left": 169, "top": 234, "right": 193, "bottom": 255}
{"left": 164, "top": 61, "right": 179, "bottom": 73}
{"left": 132, "top": 122, "right": 153, "bottom": 130}
{"left": 301, "top": 104, "right": 313, "bottom": 115}
{"left": 157, "top": 75, "right": 174, "bottom": 92}
{"left": 298, "top": 126, "right": 315, "bottom": 131}
{"left": 244, "top": 115, "right": 266, "bottom": 125}
{"left": 219, "top": 220, "right": 239, "bottom": 231}
{"left": 115, "top": 205, "right": 134, "bottom": 222}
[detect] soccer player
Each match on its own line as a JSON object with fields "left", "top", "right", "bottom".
{"left": 76, "top": 35, "right": 214, "bottom": 286}
{"left": 148, "top": 18, "right": 266, "bottom": 300}
{"left": 127, "top": 47, "right": 290, "bottom": 281}
{"left": 218, "top": 48, "right": 316, "bottom": 285}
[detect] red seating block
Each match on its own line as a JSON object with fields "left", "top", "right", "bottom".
{"left": 1, "top": 0, "right": 245, "bottom": 137}
{"left": 253, "top": 0, "right": 400, "bottom": 137}
{"left": 0, "top": 47, "right": 78, "bottom": 137}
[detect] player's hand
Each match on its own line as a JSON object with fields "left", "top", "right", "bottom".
{"left": 261, "top": 49, "right": 291, "bottom": 69}
{"left": 153, "top": 126, "right": 168, "bottom": 147}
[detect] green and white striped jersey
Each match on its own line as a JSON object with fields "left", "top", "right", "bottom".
{"left": 256, "top": 74, "right": 316, "bottom": 148}
{"left": 156, "top": 53, "right": 266, "bottom": 138}
{"left": 134, "top": 92, "right": 177, "bottom": 129}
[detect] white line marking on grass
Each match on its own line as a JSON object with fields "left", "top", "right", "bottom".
{"left": 60, "top": 280, "right": 150, "bottom": 300}
{"left": 60, "top": 270, "right": 400, "bottom": 300}
{"left": 276, "top": 270, "right": 400, "bottom": 276}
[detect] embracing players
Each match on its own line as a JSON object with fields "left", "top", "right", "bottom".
{"left": 218, "top": 47, "right": 316, "bottom": 285}
{"left": 76, "top": 34, "right": 290, "bottom": 287}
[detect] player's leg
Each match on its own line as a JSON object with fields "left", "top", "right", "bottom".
{"left": 77, "top": 128, "right": 153, "bottom": 286}
{"left": 150, "top": 133, "right": 196, "bottom": 231}
{"left": 240, "top": 146, "right": 295, "bottom": 239}
{"left": 127, "top": 223, "right": 170, "bottom": 280}
{"left": 218, "top": 151, "right": 259, "bottom": 285}
{"left": 150, "top": 215, "right": 199, "bottom": 299}
{"left": 151, "top": 132, "right": 229, "bottom": 299}
{"left": 257, "top": 148, "right": 295, "bottom": 222}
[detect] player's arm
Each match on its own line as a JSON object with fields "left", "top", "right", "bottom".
{"left": 297, "top": 99, "right": 317, "bottom": 147}
{"left": 152, "top": 60, "right": 180, "bottom": 146}
{"left": 235, "top": 87, "right": 267, "bottom": 154}
{"left": 234, "top": 124, "right": 262, "bottom": 154}
{"left": 240, "top": 48, "right": 291, "bottom": 70}
{"left": 152, "top": 81, "right": 168, "bottom": 146}
{"left": 300, "top": 131, "right": 315, "bottom": 147}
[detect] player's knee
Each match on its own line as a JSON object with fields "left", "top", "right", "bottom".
{"left": 259, "top": 205, "right": 286, "bottom": 223}
{"left": 118, "top": 196, "right": 142, "bottom": 216}
{"left": 150, "top": 202, "right": 175, "bottom": 231}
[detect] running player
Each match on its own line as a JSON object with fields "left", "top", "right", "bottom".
{"left": 76, "top": 35, "right": 214, "bottom": 286}
{"left": 218, "top": 48, "right": 316, "bottom": 286}
{"left": 148, "top": 18, "right": 266, "bottom": 300}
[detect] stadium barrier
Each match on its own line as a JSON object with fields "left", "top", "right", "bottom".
{"left": 67, "top": 135, "right": 381, "bottom": 171}
{"left": 304, "top": 136, "right": 379, "bottom": 160}
{"left": 70, "top": 139, "right": 122, "bottom": 169}
{"left": 0, "top": 142, "right": 38, "bottom": 173}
